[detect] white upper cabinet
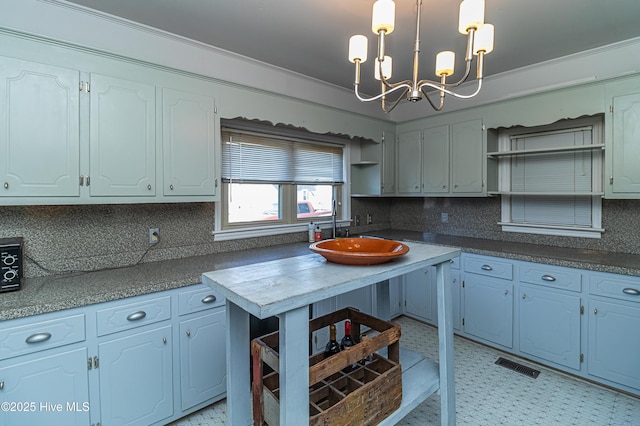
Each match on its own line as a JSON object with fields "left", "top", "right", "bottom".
{"left": 451, "top": 119, "right": 484, "bottom": 194}
{"left": 396, "top": 130, "right": 422, "bottom": 194}
{"left": 162, "top": 88, "right": 217, "bottom": 197}
{"left": 0, "top": 57, "right": 80, "bottom": 197}
{"left": 422, "top": 125, "right": 450, "bottom": 194}
{"left": 606, "top": 87, "right": 640, "bottom": 197}
{"left": 89, "top": 74, "right": 156, "bottom": 197}
{"left": 0, "top": 40, "right": 221, "bottom": 205}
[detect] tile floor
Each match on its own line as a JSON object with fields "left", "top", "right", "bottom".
{"left": 170, "top": 316, "right": 640, "bottom": 426}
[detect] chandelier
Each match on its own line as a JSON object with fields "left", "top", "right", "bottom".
{"left": 348, "top": 0, "right": 494, "bottom": 113}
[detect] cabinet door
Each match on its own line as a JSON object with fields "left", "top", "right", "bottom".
{"left": 588, "top": 299, "right": 640, "bottom": 391}
{"left": 611, "top": 92, "right": 640, "bottom": 194}
{"left": 422, "top": 125, "right": 450, "bottom": 193}
{"left": 381, "top": 130, "right": 396, "bottom": 195}
{"left": 89, "top": 74, "right": 156, "bottom": 197}
{"left": 98, "top": 325, "right": 173, "bottom": 426}
{"left": 0, "top": 348, "right": 90, "bottom": 426}
{"left": 463, "top": 274, "right": 513, "bottom": 348}
{"left": 179, "top": 310, "right": 226, "bottom": 410}
{"left": 404, "top": 267, "right": 435, "bottom": 323}
{"left": 451, "top": 270, "right": 462, "bottom": 332}
{"left": 396, "top": 130, "right": 421, "bottom": 194}
{"left": 0, "top": 57, "right": 80, "bottom": 197}
{"left": 162, "top": 88, "right": 217, "bottom": 197}
{"left": 519, "top": 285, "right": 581, "bottom": 370}
{"left": 451, "top": 119, "right": 484, "bottom": 194}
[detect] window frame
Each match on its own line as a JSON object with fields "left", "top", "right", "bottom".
{"left": 213, "top": 122, "right": 350, "bottom": 241}
{"left": 497, "top": 117, "right": 604, "bottom": 239}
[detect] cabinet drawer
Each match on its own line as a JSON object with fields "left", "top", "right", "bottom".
{"left": 178, "top": 284, "right": 225, "bottom": 316}
{"left": 519, "top": 263, "right": 582, "bottom": 292}
{"left": 589, "top": 273, "right": 640, "bottom": 303}
{"left": 463, "top": 254, "right": 513, "bottom": 280}
{"left": 0, "top": 313, "right": 85, "bottom": 360}
{"left": 96, "top": 295, "right": 171, "bottom": 336}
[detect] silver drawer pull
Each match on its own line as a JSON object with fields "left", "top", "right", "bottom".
{"left": 25, "top": 332, "right": 52, "bottom": 344}
{"left": 623, "top": 288, "right": 640, "bottom": 296}
{"left": 541, "top": 275, "right": 556, "bottom": 282}
{"left": 201, "top": 295, "right": 217, "bottom": 304}
{"left": 480, "top": 264, "right": 493, "bottom": 271}
{"left": 126, "top": 311, "right": 147, "bottom": 321}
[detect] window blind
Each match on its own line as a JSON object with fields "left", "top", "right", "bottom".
{"left": 221, "top": 129, "right": 344, "bottom": 184}
{"left": 508, "top": 127, "right": 594, "bottom": 227}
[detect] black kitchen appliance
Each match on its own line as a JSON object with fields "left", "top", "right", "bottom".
{"left": 1, "top": 237, "right": 24, "bottom": 292}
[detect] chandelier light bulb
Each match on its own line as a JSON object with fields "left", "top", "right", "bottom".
{"left": 435, "top": 51, "right": 456, "bottom": 77}
{"left": 473, "top": 23, "right": 494, "bottom": 54}
{"left": 375, "top": 55, "right": 393, "bottom": 80}
{"left": 458, "top": 0, "right": 485, "bottom": 34}
{"left": 372, "top": 0, "right": 395, "bottom": 34}
{"left": 348, "top": 35, "right": 368, "bottom": 63}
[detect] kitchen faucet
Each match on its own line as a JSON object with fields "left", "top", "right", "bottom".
{"left": 332, "top": 199, "right": 337, "bottom": 239}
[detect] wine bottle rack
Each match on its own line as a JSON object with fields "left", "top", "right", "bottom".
{"left": 251, "top": 307, "right": 402, "bottom": 426}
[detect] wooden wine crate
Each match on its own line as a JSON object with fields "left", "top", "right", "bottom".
{"left": 251, "top": 307, "right": 402, "bottom": 426}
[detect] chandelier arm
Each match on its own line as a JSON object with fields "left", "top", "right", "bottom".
{"left": 418, "top": 78, "right": 483, "bottom": 100}
{"left": 381, "top": 86, "right": 412, "bottom": 113}
{"left": 421, "top": 88, "right": 446, "bottom": 111}
{"left": 353, "top": 82, "right": 412, "bottom": 103}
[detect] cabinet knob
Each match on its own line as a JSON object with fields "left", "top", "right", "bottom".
{"left": 186, "top": 330, "right": 191, "bottom": 337}
{"left": 147, "top": 184, "right": 152, "bottom": 191}
{"left": 126, "top": 311, "right": 146, "bottom": 321}
{"left": 25, "top": 332, "right": 52, "bottom": 344}
{"left": 169, "top": 184, "right": 174, "bottom": 190}
{"left": 163, "top": 337, "right": 167, "bottom": 344}
{"left": 0, "top": 381, "right": 4, "bottom": 390}
{"left": 201, "top": 295, "right": 217, "bottom": 304}
{"left": 504, "top": 290, "right": 509, "bottom": 295}
{"left": 594, "top": 308, "right": 598, "bottom": 315}
{"left": 3, "top": 182, "right": 8, "bottom": 189}
{"left": 522, "top": 294, "right": 526, "bottom": 299}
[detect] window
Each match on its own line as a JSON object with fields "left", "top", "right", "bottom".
{"left": 215, "top": 122, "right": 345, "bottom": 240}
{"left": 497, "top": 117, "right": 604, "bottom": 238}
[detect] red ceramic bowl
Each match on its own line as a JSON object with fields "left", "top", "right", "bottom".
{"left": 309, "top": 237, "right": 410, "bottom": 266}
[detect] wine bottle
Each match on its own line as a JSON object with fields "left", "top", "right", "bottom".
{"left": 324, "top": 324, "right": 341, "bottom": 358}
{"left": 340, "top": 320, "right": 358, "bottom": 372}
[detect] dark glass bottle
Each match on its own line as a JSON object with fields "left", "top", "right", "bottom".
{"left": 340, "top": 320, "right": 355, "bottom": 350}
{"left": 324, "top": 324, "right": 341, "bottom": 358}
{"left": 340, "top": 320, "right": 358, "bottom": 372}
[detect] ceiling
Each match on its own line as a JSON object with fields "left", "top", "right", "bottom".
{"left": 62, "top": 0, "right": 640, "bottom": 98}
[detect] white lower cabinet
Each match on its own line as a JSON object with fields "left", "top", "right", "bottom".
{"left": 518, "top": 284, "right": 581, "bottom": 370}
{"left": 587, "top": 272, "right": 640, "bottom": 392}
{"left": 463, "top": 273, "right": 514, "bottom": 348}
{"left": 0, "top": 347, "right": 90, "bottom": 426}
{"left": 179, "top": 310, "right": 226, "bottom": 410}
{"left": 97, "top": 325, "right": 174, "bottom": 426}
{"left": 0, "top": 284, "right": 227, "bottom": 426}
{"left": 404, "top": 266, "right": 436, "bottom": 324}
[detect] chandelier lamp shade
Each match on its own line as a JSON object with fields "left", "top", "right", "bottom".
{"left": 348, "top": 0, "right": 495, "bottom": 113}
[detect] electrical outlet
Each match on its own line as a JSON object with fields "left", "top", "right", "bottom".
{"left": 149, "top": 228, "right": 160, "bottom": 244}
{"left": 441, "top": 212, "right": 449, "bottom": 224}
{"left": 354, "top": 215, "right": 360, "bottom": 226}
{"left": 367, "top": 214, "right": 372, "bottom": 224}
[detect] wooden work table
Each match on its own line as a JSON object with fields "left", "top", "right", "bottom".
{"left": 202, "top": 240, "right": 460, "bottom": 425}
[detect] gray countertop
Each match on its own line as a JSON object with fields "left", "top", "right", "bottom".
{"left": 2, "top": 230, "right": 639, "bottom": 321}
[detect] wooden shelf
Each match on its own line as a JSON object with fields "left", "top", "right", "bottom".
{"left": 487, "top": 144, "right": 604, "bottom": 158}
{"left": 351, "top": 161, "right": 379, "bottom": 166}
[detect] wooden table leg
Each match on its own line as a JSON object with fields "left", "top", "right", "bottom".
{"left": 436, "top": 261, "right": 456, "bottom": 426}
{"left": 277, "top": 305, "right": 310, "bottom": 425}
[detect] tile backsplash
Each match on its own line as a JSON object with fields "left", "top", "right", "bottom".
{"left": 1, "top": 197, "right": 637, "bottom": 278}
